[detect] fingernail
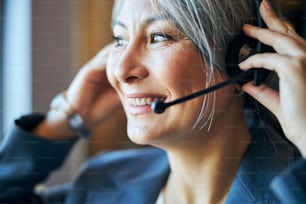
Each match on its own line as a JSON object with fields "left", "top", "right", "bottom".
{"left": 263, "top": 0, "right": 272, "bottom": 12}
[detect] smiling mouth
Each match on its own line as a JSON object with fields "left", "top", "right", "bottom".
{"left": 128, "top": 97, "right": 165, "bottom": 106}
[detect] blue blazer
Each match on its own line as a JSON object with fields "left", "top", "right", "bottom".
{"left": 0, "top": 115, "right": 305, "bottom": 203}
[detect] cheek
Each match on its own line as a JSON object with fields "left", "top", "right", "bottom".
{"left": 106, "top": 53, "right": 118, "bottom": 89}
{"left": 152, "top": 50, "right": 206, "bottom": 94}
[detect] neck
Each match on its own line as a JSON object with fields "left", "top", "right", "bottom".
{"left": 165, "top": 132, "right": 250, "bottom": 203}
{"left": 157, "top": 101, "right": 251, "bottom": 204}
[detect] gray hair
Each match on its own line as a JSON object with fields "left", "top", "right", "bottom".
{"left": 112, "top": 0, "right": 257, "bottom": 130}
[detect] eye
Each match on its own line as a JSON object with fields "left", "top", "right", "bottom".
{"left": 112, "top": 36, "right": 128, "bottom": 47}
{"left": 150, "top": 33, "right": 173, "bottom": 43}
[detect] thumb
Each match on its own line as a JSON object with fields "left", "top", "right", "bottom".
{"left": 242, "top": 82, "right": 280, "bottom": 117}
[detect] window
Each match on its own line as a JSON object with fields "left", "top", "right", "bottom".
{"left": 1, "top": 0, "right": 32, "bottom": 139}
{"left": 0, "top": 0, "right": 4, "bottom": 137}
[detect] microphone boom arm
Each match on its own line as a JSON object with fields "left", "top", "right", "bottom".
{"left": 151, "top": 69, "right": 259, "bottom": 114}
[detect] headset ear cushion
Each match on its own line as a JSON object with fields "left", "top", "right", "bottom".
{"left": 226, "top": 33, "right": 272, "bottom": 85}
{"left": 226, "top": 33, "right": 257, "bottom": 84}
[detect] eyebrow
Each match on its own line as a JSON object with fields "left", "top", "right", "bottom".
{"left": 111, "top": 15, "right": 166, "bottom": 29}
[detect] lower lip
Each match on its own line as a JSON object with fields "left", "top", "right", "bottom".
{"left": 128, "top": 104, "right": 152, "bottom": 115}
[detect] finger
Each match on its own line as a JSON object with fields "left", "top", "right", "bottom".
{"left": 239, "top": 53, "right": 292, "bottom": 74}
{"left": 283, "top": 21, "right": 296, "bottom": 34}
{"left": 84, "top": 43, "right": 114, "bottom": 70}
{"left": 242, "top": 82, "right": 279, "bottom": 116}
{"left": 260, "top": 0, "right": 289, "bottom": 34}
{"left": 243, "top": 24, "right": 304, "bottom": 56}
{"left": 67, "top": 45, "right": 114, "bottom": 109}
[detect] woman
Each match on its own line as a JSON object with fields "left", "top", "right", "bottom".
{"left": 0, "top": 0, "right": 305, "bottom": 203}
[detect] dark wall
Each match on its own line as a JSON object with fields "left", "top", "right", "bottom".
{"left": 32, "top": 0, "right": 73, "bottom": 112}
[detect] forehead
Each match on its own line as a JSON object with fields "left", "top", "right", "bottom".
{"left": 113, "top": 0, "right": 160, "bottom": 23}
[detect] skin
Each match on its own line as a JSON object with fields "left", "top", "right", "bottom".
{"left": 33, "top": 0, "right": 306, "bottom": 203}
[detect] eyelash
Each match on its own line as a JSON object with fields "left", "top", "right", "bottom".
{"left": 112, "top": 36, "right": 127, "bottom": 47}
{"left": 112, "top": 32, "right": 174, "bottom": 47}
{"left": 150, "top": 33, "right": 174, "bottom": 43}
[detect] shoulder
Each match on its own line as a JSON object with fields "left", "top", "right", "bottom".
{"left": 270, "top": 158, "right": 306, "bottom": 203}
{"left": 76, "top": 147, "right": 169, "bottom": 187}
{"left": 54, "top": 147, "right": 170, "bottom": 203}
{"left": 81, "top": 147, "right": 168, "bottom": 172}
{"left": 227, "top": 126, "right": 301, "bottom": 203}
{"left": 40, "top": 148, "right": 169, "bottom": 204}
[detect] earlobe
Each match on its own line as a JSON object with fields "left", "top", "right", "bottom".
{"left": 233, "top": 84, "right": 243, "bottom": 96}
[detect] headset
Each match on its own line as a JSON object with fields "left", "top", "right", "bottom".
{"left": 226, "top": 0, "right": 272, "bottom": 85}
{"left": 152, "top": 0, "right": 273, "bottom": 114}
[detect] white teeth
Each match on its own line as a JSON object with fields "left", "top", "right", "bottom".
{"left": 128, "top": 97, "right": 164, "bottom": 106}
{"left": 147, "top": 98, "right": 153, "bottom": 104}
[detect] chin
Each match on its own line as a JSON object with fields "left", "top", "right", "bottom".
{"left": 127, "top": 125, "right": 189, "bottom": 148}
{"left": 127, "top": 128, "right": 155, "bottom": 145}
{"left": 126, "top": 122, "right": 165, "bottom": 145}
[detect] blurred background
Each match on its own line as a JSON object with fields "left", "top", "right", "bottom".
{"left": 0, "top": 0, "right": 305, "bottom": 187}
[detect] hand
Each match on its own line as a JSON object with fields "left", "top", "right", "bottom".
{"left": 66, "top": 43, "right": 121, "bottom": 129}
{"left": 34, "top": 44, "right": 120, "bottom": 140}
{"left": 239, "top": 0, "right": 306, "bottom": 156}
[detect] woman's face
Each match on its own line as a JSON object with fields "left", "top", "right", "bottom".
{"left": 107, "top": 0, "right": 224, "bottom": 145}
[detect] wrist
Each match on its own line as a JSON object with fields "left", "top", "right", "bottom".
{"left": 49, "top": 91, "right": 91, "bottom": 138}
{"left": 33, "top": 108, "right": 76, "bottom": 140}
{"left": 34, "top": 91, "right": 91, "bottom": 140}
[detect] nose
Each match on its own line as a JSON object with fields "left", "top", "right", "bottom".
{"left": 114, "top": 42, "right": 149, "bottom": 83}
